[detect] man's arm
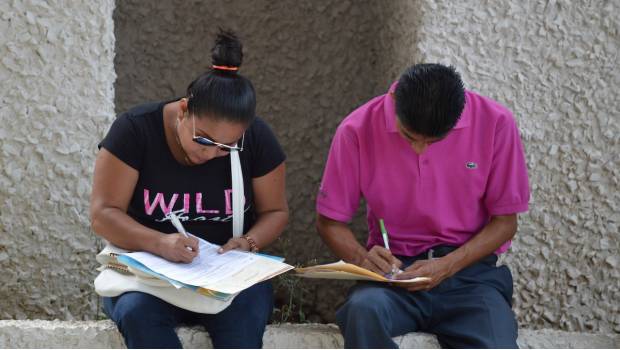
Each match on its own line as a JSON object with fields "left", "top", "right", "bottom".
{"left": 397, "top": 110, "right": 528, "bottom": 289}
{"left": 444, "top": 214, "right": 517, "bottom": 273}
{"left": 317, "top": 214, "right": 402, "bottom": 275}
{"left": 396, "top": 214, "right": 518, "bottom": 290}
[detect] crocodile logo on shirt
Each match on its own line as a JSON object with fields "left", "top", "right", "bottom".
{"left": 466, "top": 162, "right": 477, "bottom": 169}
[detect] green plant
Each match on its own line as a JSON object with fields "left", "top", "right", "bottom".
{"left": 272, "top": 271, "right": 311, "bottom": 323}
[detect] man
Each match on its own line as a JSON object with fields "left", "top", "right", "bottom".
{"left": 316, "top": 63, "right": 529, "bottom": 348}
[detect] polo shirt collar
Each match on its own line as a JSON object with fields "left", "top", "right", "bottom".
{"left": 384, "top": 82, "right": 470, "bottom": 133}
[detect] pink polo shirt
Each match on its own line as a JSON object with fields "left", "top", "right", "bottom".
{"left": 317, "top": 83, "right": 530, "bottom": 257}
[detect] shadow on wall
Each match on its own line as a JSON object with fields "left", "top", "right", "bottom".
{"left": 113, "top": 0, "right": 422, "bottom": 323}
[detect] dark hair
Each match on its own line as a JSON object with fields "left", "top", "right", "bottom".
{"left": 394, "top": 63, "right": 466, "bottom": 137}
{"left": 186, "top": 29, "right": 256, "bottom": 124}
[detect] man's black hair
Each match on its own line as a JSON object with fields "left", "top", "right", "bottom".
{"left": 394, "top": 63, "right": 466, "bottom": 137}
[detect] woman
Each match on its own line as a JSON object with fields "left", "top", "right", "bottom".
{"left": 90, "top": 30, "right": 288, "bottom": 348}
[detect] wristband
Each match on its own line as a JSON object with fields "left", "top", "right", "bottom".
{"left": 241, "top": 235, "right": 259, "bottom": 253}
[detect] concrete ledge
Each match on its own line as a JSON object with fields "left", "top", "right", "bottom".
{"left": 0, "top": 320, "right": 618, "bottom": 348}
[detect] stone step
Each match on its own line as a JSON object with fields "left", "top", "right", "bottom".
{"left": 0, "top": 320, "right": 618, "bottom": 348}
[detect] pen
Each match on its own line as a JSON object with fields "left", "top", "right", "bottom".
{"left": 169, "top": 212, "right": 194, "bottom": 252}
{"left": 379, "top": 219, "right": 390, "bottom": 250}
{"left": 379, "top": 219, "right": 399, "bottom": 278}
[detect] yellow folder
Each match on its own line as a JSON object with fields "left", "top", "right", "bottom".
{"left": 295, "top": 260, "right": 430, "bottom": 286}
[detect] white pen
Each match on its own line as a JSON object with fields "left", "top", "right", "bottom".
{"left": 168, "top": 212, "right": 194, "bottom": 252}
{"left": 379, "top": 219, "right": 402, "bottom": 278}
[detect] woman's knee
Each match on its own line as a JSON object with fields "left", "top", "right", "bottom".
{"left": 233, "top": 281, "right": 274, "bottom": 321}
{"left": 206, "top": 282, "right": 274, "bottom": 348}
{"left": 109, "top": 292, "right": 176, "bottom": 329}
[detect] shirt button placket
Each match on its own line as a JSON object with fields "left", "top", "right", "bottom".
{"left": 420, "top": 155, "right": 429, "bottom": 186}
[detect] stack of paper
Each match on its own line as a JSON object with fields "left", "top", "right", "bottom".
{"left": 295, "top": 260, "right": 430, "bottom": 286}
{"left": 117, "top": 236, "right": 293, "bottom": 300}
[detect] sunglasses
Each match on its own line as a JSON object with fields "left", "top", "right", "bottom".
{"left": 191, "top": 115, "right": 244, "bottom": 152}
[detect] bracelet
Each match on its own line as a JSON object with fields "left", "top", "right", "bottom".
{"left": 241, "top": 235, "right": 259, "bottom": 253}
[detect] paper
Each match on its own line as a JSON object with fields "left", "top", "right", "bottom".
{"left": 295, "top": 260, "right": 430, "bottom": 285}
{"left": 117, "top": 255, "right": 235, "bottom": 301}
{"left": 198, "top": 255, "right": 294, "bottom": 294}
{"left": 123, "top": 238, "right": 253, "bottom": 286}
{"left": 121, "top": 236, "right": 293, "bottom": 294}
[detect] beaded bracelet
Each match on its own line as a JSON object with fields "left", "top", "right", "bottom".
{"left": 242, "top": 235, "right": 259, "bottom": 253}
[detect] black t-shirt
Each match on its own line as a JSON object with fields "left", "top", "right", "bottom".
{"left": 99, "top": 101, "right": 286, "bottom": 245}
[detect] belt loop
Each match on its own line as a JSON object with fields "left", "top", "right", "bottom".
{"left": 428, "top": 249, "right": 434, "bottom": 260}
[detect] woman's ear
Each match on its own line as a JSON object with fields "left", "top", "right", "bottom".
{"left": 179, "top": 98, "right": 189, "bottom": 120}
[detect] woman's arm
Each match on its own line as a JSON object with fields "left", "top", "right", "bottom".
{"left": 219, "top": 162, "right": 288, "bottom": 252}
{"left": 90, "top": 148, "right": 198, "bottom": 262}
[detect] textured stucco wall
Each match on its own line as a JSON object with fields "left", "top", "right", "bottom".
{"left": 112, "top": 0, "right": 425, "bottom": 323}
{"left": 0, "top": 0, "right": 116, "bottom": 319}
{"left": 2, "top": 0, "right": 617, "bottom": 335}
{"left": 412, "top": 0, "right": 620, "bottom": 333}
{"left": 113, "top": 0, "right": 619, "bottom": 333}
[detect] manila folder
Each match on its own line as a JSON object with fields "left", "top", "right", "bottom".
{"left": 295, "top": 260, "right": 429, "bottom": 285}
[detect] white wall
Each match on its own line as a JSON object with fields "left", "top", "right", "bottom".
{"left": 0, "top": 0, "right": 618, "bottom": 334}
{"left": 411, "top": 0, "right": 619, "bottom": 333}
{"left": 0, "top": 0, "right": 115, "bottom": 319}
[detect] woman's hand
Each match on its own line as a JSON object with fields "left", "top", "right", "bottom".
{"left": 156, "top": 233, "right": 199, "bottom": 263}
{"left": 218, "top": 237, "right": 252, "bottom": 254}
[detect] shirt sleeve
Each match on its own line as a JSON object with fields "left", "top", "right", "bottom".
{"left": 98, "top": 114, "right": 145, "bottom": 170}
{"left": 249, "top": 118, "right": 286, "bottom": 178}
{"left": 316, "top": 124, "right": 361, "bottom": 223}
{"left": 484, "top": 114, "right": 530, "bottom": 215}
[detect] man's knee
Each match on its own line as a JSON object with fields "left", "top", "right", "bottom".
{"left": 488, "top": 302, "right": 518, "bottom": 349}
{"left": 470, "top": 286, "right": 518, "bottom": 348}
{"left": 337, "top": 285, "right": 395, "bottom": 326}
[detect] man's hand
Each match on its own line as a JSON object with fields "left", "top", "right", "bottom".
{"left": 360, "top": 246, "right": 403, "bottom": 275}
{"left": 156, "top": 233, "right": 199, "bottom": 263}
{"left": 395, "top": 256, "right": 455, "bottom": 291}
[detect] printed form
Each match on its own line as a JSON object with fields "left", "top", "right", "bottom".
{"left": 124, "top": 238, "right": 255, "bottom": 287}
{"left": 122, "top": 237, "right": 293, "bottom": 294}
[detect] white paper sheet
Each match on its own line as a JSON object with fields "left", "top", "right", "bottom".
{"left": 124, "top": 237, "right": 256, "bottom": 288}
{"left": 197, "top": 255, "right": 294, "bottom": 294}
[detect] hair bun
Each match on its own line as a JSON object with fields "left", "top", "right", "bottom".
{"left": 211, "top": 28, "right": 243, "bottom": 70}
